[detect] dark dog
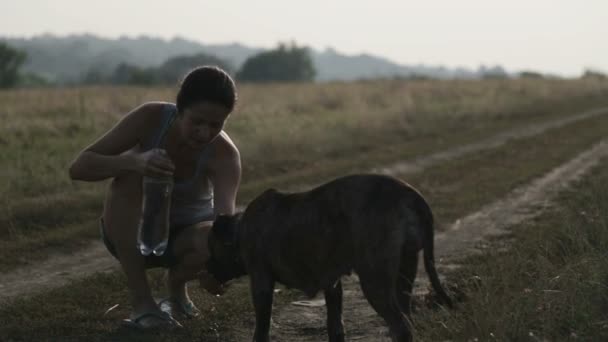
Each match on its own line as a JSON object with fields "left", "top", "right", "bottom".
{"left": 208, "top": 174, "right": 452, "bottom": 342}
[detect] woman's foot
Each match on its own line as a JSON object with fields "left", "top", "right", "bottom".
{"left": 158, "top": 297, "right": 201, "bottom": 318}
{"left": 122, "top": 310, "right": 183, "bottom": 330}
{"left": 167, "top": 273, "right": 201, "bottom": 318}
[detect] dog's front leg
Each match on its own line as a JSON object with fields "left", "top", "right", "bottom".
{"left": 250, "top": 270, "right": 275, "bottom": 342}
{"left": 325, "top": 279, "right": 345, "bottom": 342}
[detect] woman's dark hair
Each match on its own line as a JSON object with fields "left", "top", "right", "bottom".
{"left": 176, "top": 66, "right": 237, "bottom": 114}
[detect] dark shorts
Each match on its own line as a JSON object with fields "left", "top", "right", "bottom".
{"left": 99, "top": 217, "right": 189, "bottom": 269}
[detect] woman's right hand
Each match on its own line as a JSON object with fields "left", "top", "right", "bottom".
{"left": 135, "top": 148, "right": 175, "bottom": 177}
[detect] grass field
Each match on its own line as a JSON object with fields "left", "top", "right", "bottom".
{"left": 413, "top": 158, "right": 608, "bottom": 341}
{"left": 1, "top": 77, "right": 608, "bottom": 341}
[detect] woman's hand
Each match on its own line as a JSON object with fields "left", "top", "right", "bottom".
{"left": 135, "top": 148, "right": 175, "bottom": 177}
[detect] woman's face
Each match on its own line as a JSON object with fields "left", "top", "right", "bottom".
{"left": 178, "top": 101, "right": 231, "bottom": 149}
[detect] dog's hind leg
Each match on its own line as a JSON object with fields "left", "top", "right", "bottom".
{"left": 357, "top": 264, "right": 413, "bottom": 342}
{"left": 324, "top": 280, "right": 345, "bottom": 342}
{"left": 397, "top": 248, "right": 419, "bottom": 316}
{"left": 250, "top": 271, "right": 275, "bottom": 342}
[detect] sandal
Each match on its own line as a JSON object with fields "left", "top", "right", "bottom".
{"left": 158, "top": 298, "right": 201, "bottom": 319}
{"left": 121, "top": 311, "right": 183, "bottom": 330}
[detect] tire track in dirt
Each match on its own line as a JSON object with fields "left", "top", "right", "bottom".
{"left": 1, "top": 107, "right": 607, "bottom": 308}
{"left": 372, "top": 107, "right": 608, "bottom": 176}
{"left": 259, "top": 140, "right": 608, "bottom": 342}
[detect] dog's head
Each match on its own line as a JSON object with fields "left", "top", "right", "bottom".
{"left": 207, "top": 213, "right": 247, "bottom": 283}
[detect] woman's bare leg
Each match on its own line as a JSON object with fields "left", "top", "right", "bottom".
{"left": 103, "top": 173, "right": 162, "bottom": 319}
{"left": 166, "top": 222, "right": 214, "bottom": 310}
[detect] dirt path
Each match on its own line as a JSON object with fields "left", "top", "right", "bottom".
{"left": 372, "top": 106, "right": 608, "bottom": 176}
{"left": 244, "top": 141, "right": 608, "bottom": 342}
{"left": 0, "top": 107, "right": 607, "bottom": 310}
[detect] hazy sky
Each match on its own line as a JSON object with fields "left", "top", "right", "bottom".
{"left": 2, "top": 0, "right": 606, "bottom": 76}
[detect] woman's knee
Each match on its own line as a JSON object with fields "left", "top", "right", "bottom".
{"left": 103, "top": 175, "right": 143, "bottom": 242}
{"left": 172, "top": 222, "right": 212, "bottom": 257}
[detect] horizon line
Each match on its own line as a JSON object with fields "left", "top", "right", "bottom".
{"left": 2, "top": 31, "right": 605, "bottom": 78}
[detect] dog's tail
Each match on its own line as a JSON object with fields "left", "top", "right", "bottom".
{"left": 415, "top": 196, "right": 453, "bottom": 308}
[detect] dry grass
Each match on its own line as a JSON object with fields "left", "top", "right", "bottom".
{"left": 2, "top": 78, "right": 607, "bottom": 197}
{"left": 1, "top": 78, "right": 608, "bottom": 340}
{"left": 1, "top": 78, "right": 608, "bottom": 272}
{"left": 413, "top": 159, "right": 608, "bottom": 341}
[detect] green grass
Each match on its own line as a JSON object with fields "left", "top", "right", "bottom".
{"left": 0, "top": 266, "right": 299, "bottom": 342}
{"left": 401, "top": 110, "right": 608, "bottom": 225}
{"left": 0, "top": 271, "right": 253, "bottom": 341}
{"left": 413, "top": 159, "right": 608, "bottom": 341}
{"left": 1, "top": 83, "right": 608, "bottom": 340}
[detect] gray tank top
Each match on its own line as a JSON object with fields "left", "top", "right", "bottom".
{"left": 142, "top": 103, "right": 215, "bottom": 227}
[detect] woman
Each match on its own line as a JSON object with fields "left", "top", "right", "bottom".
{"left": 69, "top": 66, "right": 241, "bottom": 329}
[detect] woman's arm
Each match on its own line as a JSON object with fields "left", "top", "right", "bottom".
{"left": 68, "top": 103, "right": 174, "bottom": 181}
{"left": 208, "top": 132, "right": 242, "bottom": 216}
{"left": 69, "top": 151, "right": 139, "bottom": 181}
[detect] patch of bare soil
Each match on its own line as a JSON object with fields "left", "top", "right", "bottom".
{"left": 0, "top": 243, "right": 116, "bottom": 305}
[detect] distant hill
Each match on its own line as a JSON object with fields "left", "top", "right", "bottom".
{"left": 3, "top": 34, "right": 262, "bottom": 83}
{"left": 312, "top": 48, "right": 487, "bottom": 81}
{"left": 1, "top": 34, "right": 507, "bottom": 83}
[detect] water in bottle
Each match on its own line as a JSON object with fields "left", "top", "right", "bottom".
{"left": 137, "top": 176, "right": 174, "bottom": 256}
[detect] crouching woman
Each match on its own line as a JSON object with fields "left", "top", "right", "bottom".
{"left": 68, "top": 66, "right": 241, "bottom": 329}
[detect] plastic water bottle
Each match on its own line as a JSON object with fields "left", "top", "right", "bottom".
{"left": 137, "top": 176, "right": 174, "bottom": 256}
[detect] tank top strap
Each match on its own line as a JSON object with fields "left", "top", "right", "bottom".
{"left": 153, "top": 103, "right": 178, "bottom": 148}
{"left": 140, "top": 103, "right": 177, "bottom": 151}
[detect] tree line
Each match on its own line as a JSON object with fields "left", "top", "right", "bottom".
{"left": 2, "top": 39, "right": 608, "bottom": 89}
{"left": 0, "top": 42, "right": 27, "bottom": 88}
{"left": 0, "top": 41, "right": 316, "bottom": 88}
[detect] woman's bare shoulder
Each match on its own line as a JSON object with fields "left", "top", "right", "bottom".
{"left": 133, "top": 101, "right": 171, "bottom": 120}
{"left": 214, "top": 131, "right": 239, "bottom": 155}
{"left": 205, "top": 131, "right": 241, "bottom": 187}
{"left": 125, "top": 101, "right": 172, "bottom": 136}
{"left": 208, "top": 131, "right": 240, "bottom": 167}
